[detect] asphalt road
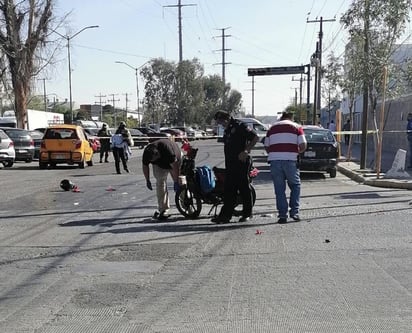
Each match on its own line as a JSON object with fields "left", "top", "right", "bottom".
{"left": 1, "top": 140, "right": 411, "bottom": 332}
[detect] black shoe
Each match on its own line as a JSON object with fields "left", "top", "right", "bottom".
{"left": 116, "top": 171, "right": 121, "bottom": 174}
{"left": 124, "top": 168, "right": 129, "bottom": 173}
{"left": 239, "top": 215, "right": 252, "bottom": 222}
{"left": 278, "top": 217, "right": 287, "bottom": 224}
{"left": 105, "top": 160, "right": 109, "bottom": 163}
{"left": 290, "top": 215, "right": 300, "bottom": 222}
{"left": 211, "top": 216, "right": 230, "bottom": 224}
{"left": 99, "top": 160, "right": 103, "bottom": 163}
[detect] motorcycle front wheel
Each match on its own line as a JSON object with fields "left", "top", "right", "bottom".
{"left": 175, "top": 187, "right": 202, "bottom": 218}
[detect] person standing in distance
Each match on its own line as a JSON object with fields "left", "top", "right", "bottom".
{"left": 264, "top": 111, "right": 307, "bottom": 224}
{"left": 142, "top": 138, "right": 182, "bottom": 220}
{"left": 111, "top": 121, "right": 133, "bottom": 174}
{"left": 212, "top": 111, "right": 259, "bottom": 224}
{"left": 343, "top": 119, "right": 351, "bottom": 146}
{"left": 97, "top": 124, "right": 111, "bottom": 163}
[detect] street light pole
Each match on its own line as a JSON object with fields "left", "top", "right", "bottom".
{"left": 115, "top": 61, "right": 149, "bottom": 127}
{"left": 54, "top": 25, "right": 99, "bottom": 123}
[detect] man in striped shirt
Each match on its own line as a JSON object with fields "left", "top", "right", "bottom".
{"left": 264, "top": 112, "right": 307, "bottom": 224}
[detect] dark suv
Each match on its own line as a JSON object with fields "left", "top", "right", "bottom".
{"left": 299, "top": 125, "right": 339, "bottom": 178}
{"left": 0, "top": 127, "right": 35, "bottom": 163}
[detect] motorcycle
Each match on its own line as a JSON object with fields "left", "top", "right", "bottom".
{"left": 175, "top": 142, "right": 258, "bottom": 219}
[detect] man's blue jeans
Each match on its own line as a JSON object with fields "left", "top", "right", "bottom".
{"left": 269, "top": 160, "right": 301, "bottom": 218}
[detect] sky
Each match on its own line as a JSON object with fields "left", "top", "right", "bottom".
{"left": 38, "top": 0, "right": 356, "bottom": 118}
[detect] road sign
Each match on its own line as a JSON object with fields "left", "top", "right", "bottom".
{"left": 248, "top": 66, "right": 306, "bottom": 76}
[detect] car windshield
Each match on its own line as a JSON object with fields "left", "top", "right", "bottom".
{"left": 4, "top": 129, "right": 27, "bottom": 138}
{"left": 304, "top": 129, "right": 335, "bottom": 143}
{"left": 45, "top": 128, "right": 78, "bottom": 139}
{"left": 85, "top": 128, "right": 99, "bottom": 135}
{"left": 29, "top": 131, "right": 44, "bottom": 139}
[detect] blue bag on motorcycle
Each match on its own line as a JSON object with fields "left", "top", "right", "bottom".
{"left": 196, "top": 165, "right": 216, "bottom": 193}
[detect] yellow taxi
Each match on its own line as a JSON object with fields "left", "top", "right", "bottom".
{"left": 39, "top": 124, "right": 94, "bottom": 169}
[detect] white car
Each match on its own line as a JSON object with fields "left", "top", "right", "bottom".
{"left": 0, "top": 128, "right": 16, "bottom": 167}
{"left": 235, "top": 118, "right": 268, "bottom": 143}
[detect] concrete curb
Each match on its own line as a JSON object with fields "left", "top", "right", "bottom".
{"left": 337, "top": 163, "right": 412, "bottom": 190}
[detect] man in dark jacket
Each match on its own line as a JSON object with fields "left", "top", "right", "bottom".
{"left": 213, "top": 111, "right": 259, "bottom": 224}
{"left": 97, "top": 124, "right": 111, "bottom": 163}
{"left": 142, "top": 138, "right": 182, "bottom": 220}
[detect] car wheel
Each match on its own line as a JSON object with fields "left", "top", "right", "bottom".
{"left": 39, "top": 162, "right": 47, "bottom": 169}
{"left": 79, "top": 160, "right": 85, "bottom": 169}
{"left": 87, "top": 159, "right": 93, "bottom": 167}
{"left": 329, "top": 168, "right": 337, "bottom": 178}
{"left": 3, "top": 161, "right": 13, "bottom": 167}
{"left": 25, "top": 158, "right": 32, "bottom": 163}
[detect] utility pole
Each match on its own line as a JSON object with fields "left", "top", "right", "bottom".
{"left": 123, "top": 92, "right": 132, "bottom": 121}
{"left": 215, "top": 27, "right": 232, "bottom": 85}
{"left": 245, "top": 76, "right": 255, "bottom": 117}
{"left": 307, "top": 16, "right": 336, "bottom": 124}
{"left": 95, "top": 93, "right": 106, "bottom": 121}
{"left": 108, "top": 94, "right": 120, "bottom": 127}
{"left": 292, "top": 75, "right": 307, "bottom": 123}
{"left": 163, "top": 0, "right": 196, "bottom": 62}
{"left": 312, "top": 42, "right": 319, "bottom": 125}
{"left": 251, "top": 76, "right": 255, "bottom": 117}
{"left": 306, "top": 64, "right": 311, "bottom": 125}
{"left": 38, "top": 78, "right": 48, "bottom": 112}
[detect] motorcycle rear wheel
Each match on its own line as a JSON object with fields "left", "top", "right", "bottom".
{"left": 175, "top": 187, "right": 202, "bottom": 218}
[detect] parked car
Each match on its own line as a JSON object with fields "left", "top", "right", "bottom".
{"left": 28, "top": 130, "right": 44, "bottom": 159}
{"left": 39, "top": 125, "right": 94, "bottom": 169}
{"left": 236, "top": 118, "right": 268, "bottom": 143}
{"left": 83, "top": 128, "right": 101, "bottom": 153}
{"left": 128, "top": 128, "right": 149, "bottom": 148}
{"left": 160, "top": 128, "right": 187, "bottom": 142}
{"left": 136, "top": 127, "right": 172, "bottom": 143}
{"left": 172, "top": 126, "right": 204, "bottom": 141}
{"left": 0, "top": 128, "right": 15, "bottom": 167}
{"left": 0, "top": 127, "right": 34, "bottom": 162}
{"left": 299, "top": 125, "right": 339, "bottom": 178}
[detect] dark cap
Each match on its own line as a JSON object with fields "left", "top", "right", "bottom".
{"left": 280, "top": 111, "right": 293, "bottom": 120}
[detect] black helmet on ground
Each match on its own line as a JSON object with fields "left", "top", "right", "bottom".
{"left": 60, "top": 179, "right": 74, "bottom": 191}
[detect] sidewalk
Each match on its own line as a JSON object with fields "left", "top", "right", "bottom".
{"left": 337, "top": 142, "right": 412, "bottom": 190}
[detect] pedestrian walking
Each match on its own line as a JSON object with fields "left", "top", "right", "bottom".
{"left": 142, "top": 138, "right": 182, "bottom": 220}
{"left": 264, "top": 111, "right": 307, "bottom": 224}
{"left": 97, "top": 124, "right": 111, "bottom": 163}
{"left": 328, "top": 120, "right": 336, "bottom": 132}
{"left": 111, "top": 122, "right": 133, "bottom": 174}
{"left": 343, "top": 119, "right": 350, "bottom": 146}
{"left": 407, "top": 112, "right": 412, "bottom": 168}
{"left": 212, "top": 111, "right": 259, "bottom": 224}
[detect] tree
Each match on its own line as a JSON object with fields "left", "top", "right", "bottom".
{"left": 0, "top": 0, "right": 54, "bottom": 128}
{"left": 322, "top": 52, "right": 344, "bottom": 123}
{"left": 341, "top": 0, "right": 411, "bottom": 168}
{"left": 140, "top": 58, "right": 242, "bottom": 127}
